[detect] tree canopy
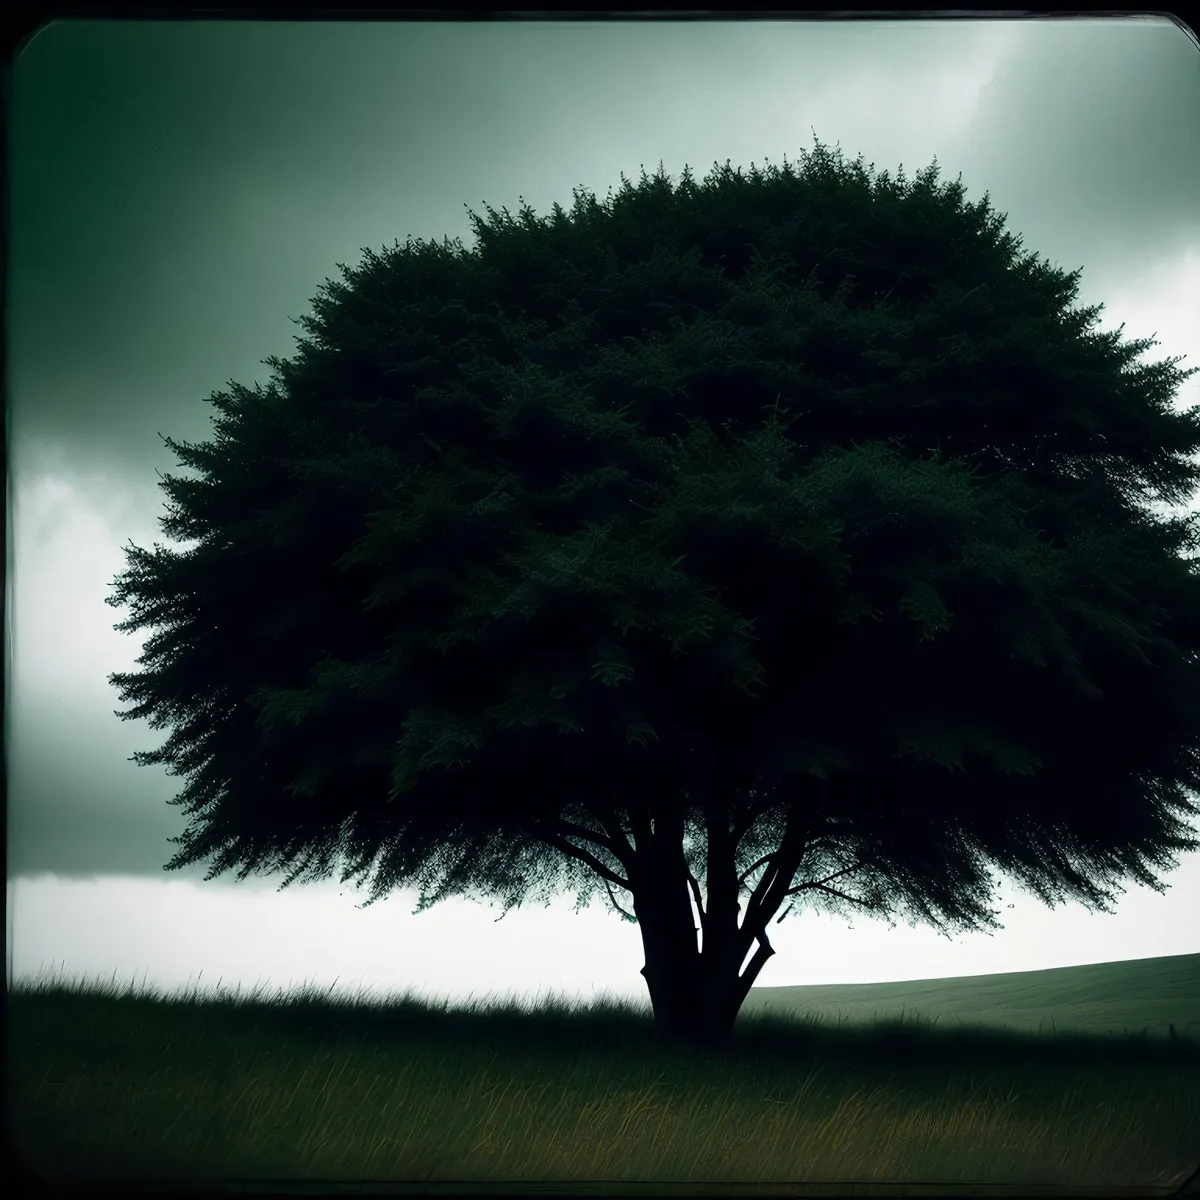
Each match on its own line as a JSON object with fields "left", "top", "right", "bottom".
{"left": 108, "top": 139, "right": 1200, "bottom": 1051}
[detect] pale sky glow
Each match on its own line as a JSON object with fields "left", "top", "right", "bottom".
{"left": 8, "top": 17, "right": 1200, "bottom": 1011}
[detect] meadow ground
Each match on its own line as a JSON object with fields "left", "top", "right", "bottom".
{"left": 7, "top": 956, "right": 1200, "bottom": 1194}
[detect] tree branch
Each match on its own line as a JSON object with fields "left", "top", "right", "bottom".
{"left": 530, "top": 827, "right": 631, "bottom": 892}
{"left": 551, "top": 814, "right": 627, "bottom": 861}
{"left": 737, "top": 852, "right": 775, "bottom": 888}
{"left": 807, "top": 881, "right": 874, "bottom": 908}
{"left": 739, "top": 824, "right": 809, "bottom": 944}
{"left": 784, "top": 858, "right": 870, "bottom": 896}
{"left": 602, "top": 874, "right": 637, "bottom": 921}
{"left": 590, "top": 800, "right": 638, "bottom": 869}
{"left": 686, "top": 864, "right": 706, "bottom": 920}
{"left": 738, "top": 926, "right": 774, "bottom": 983}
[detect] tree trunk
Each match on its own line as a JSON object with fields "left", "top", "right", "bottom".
{"left": 629, "top": 804, "right": 780, "bottom": 1054}
{"left": 629, "top": 832, "right": 710, "bottom": 1050}
{"left": 627, "top": 783, "right": 810, "bottom": 1055}
{"left": 634, "top": 892, "right": 774, "bottom": 1054}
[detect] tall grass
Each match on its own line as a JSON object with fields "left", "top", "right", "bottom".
{"left": 8, "top": 960, "right": 1200, "bottom": 1191}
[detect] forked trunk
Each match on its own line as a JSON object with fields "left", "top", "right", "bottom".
{"left": 636, "top": 908, "right": 768, "bottom": 1053}
{"left": 630, "top": 819, "right": 776, "bottom": 1054}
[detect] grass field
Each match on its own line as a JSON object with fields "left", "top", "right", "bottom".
{"left": 7, "top": 953, "right": 1200, "bottom": 1194}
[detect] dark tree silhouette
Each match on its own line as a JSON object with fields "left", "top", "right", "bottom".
{"left": 108, "top": 139, "right": 1200, "bottom": 1053}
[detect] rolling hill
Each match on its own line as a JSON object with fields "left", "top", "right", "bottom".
{"left": 740, "top": 950, "right": 1200, "bottom": 1043}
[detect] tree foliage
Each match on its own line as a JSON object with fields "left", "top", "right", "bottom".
{"left": 108, "top": 139, "right": 1200, "bottom": 1048}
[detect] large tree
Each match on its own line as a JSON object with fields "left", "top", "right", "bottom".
{"left": 108, "top": 140, "right": 1200, "bottom": 1052}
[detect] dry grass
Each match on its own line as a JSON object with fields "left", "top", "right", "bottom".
{"left": 8, "top": 961, "right": 1199, "bottom": 1190}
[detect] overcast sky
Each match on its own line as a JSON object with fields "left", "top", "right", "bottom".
{"left": 7, "top": 17, "right": 1200, "bottom": 1013}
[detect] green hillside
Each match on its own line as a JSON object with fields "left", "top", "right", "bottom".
{"left": 741, "top": 951, "right": 1200, "bottom": 1043}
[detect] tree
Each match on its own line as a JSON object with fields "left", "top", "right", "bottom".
{"left": 108, "top": 139, "right": 1200, "bottom": 1054}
